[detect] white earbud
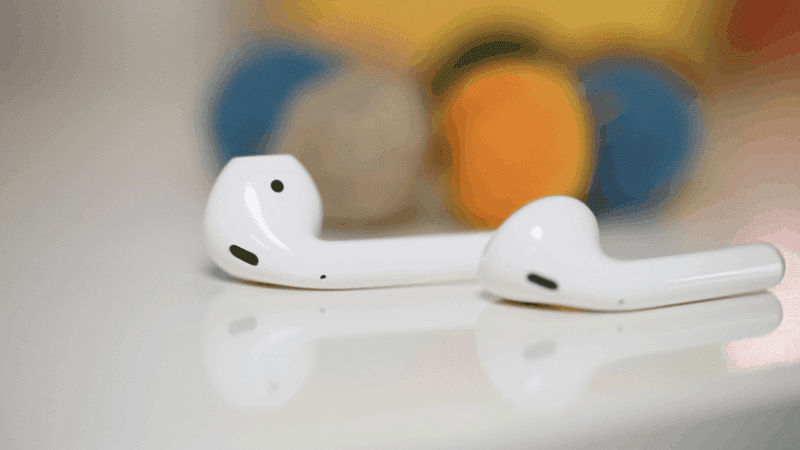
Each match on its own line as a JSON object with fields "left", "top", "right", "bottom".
{"left": 204, "top": 155, "right": 492, "bottom": 288}
{"left": 478, "top": 196, "right": 785, "bottom": 310}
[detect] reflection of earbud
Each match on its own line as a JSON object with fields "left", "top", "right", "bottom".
{"left": 475, "top": 291, "right": 781, "bottom": 410}
{"left": 479, "top": 196, "right": 785, "bottom": 310}
{"left": 203, "top": 283, "right": 487, "bottom": 409}
{"left": 204, "top": 155, "right": 492, "bottom": 288}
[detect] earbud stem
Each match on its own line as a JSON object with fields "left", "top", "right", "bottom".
{"left": 299, "top": 232, "right": 493, "bottom": 289}
{"left": 615, "top": 242, "right": 784, "bottom": 309}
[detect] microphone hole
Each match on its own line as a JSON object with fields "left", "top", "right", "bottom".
{"left": 527, "top": 273, "right": 557, "bottom": 290}
{"left": 230, "top": 245, "right": 258, "bottom": 266}
{"left": 271, "top": 179, "right": 284, "bottom": 192}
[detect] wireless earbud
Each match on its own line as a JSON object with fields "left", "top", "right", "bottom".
{"left": 204, "top": 155, "right": 492, "bottom": 289}
{"left": 478, "top": 196, "right": 785, "bottom": 310}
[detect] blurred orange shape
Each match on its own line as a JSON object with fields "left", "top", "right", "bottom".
{"left": 442, "top": 63, "right": 592, "bottom": 227}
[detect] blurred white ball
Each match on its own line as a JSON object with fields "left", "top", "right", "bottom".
{"left": 274, "top": 65, "right": 429, "bottom": 222}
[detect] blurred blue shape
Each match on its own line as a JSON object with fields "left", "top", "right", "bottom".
{"left": 577, "top": 58, "right": 700, "bottom": 216}
{"left": 211, "top": 40, "right": 339, "bottom": 163}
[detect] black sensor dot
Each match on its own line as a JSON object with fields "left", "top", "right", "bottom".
{"left": 271, "top": 180, "right": 284, "bottom": 192}
{"left": 230, "top": 245, "right": 258, "bottom": 266}
{"left": 527, "top": 273, "right": 557, "bottom": 290}
{"left": 320, "top": 275, "right": 326, "bottom": 279}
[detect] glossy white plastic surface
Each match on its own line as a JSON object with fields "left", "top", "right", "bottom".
{"left": 204, "top": 155, "right": 492, "bottom": 288}
{"left": 204, "top": 283, "right": 488, "bottom": 409}
{"left": 476, "top": 292, "right": 782, "bottom": 410}
{"left": 206, "top": 283, "right": 781, "bottom": 414}
{"left": 479, "top": 196, "right": 786, "bottom": 310}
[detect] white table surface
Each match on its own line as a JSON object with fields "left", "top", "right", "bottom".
{"left": 2, "top": 2, "right": 800, "bottom": 449}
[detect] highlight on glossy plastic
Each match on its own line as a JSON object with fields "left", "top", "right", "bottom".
{"left": 204, "top": 154, "right": 492, "bottom": 289}
{"left": 478, "top": 196, "right": 786, "bottom": 310}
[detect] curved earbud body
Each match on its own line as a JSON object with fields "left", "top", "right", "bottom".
{"left": 479, "top": 196, "right": 785, "bottom": 310}
{"left": 204, "top": 155, "right": 492, "bottom": 288}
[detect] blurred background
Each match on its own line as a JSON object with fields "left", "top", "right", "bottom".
{"left": 198, "top": 0, "right": 800, "bottom": 231}
{"left": 2, "top": 1, "right": 800, "bottom": 448}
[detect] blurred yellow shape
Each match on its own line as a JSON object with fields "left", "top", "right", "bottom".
{"left": 270, "top": 0, "right": 717, "bottom": 65}
{"left": 442, "top": 62, "right": 592, "bottom": 227}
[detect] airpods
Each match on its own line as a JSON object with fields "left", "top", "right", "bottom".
{"left": 204, "top": 155, "right": 492, "bottom": 288}
{"left": 478, "top": 196, "right": 785, "bottom": 310}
